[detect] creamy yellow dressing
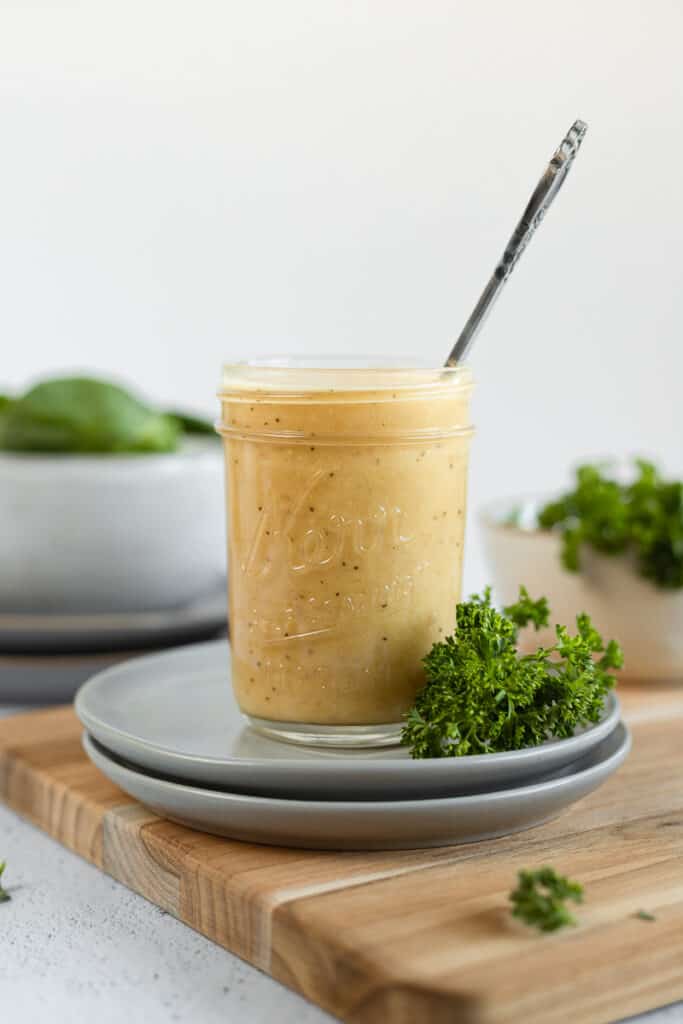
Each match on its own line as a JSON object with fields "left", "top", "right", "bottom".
{"left": 220, "top": 370, "right": 473, "bottom": 726}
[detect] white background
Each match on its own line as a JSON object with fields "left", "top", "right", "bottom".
{"left": 1, "top": 0, "right": 682, "bottom": 589}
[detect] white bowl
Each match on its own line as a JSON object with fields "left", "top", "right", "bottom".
{"left": 481, "top": 496, "right": 683, "bottom": 681}
{"left": 0, "top": 437, "right": 226, "bottom": 613}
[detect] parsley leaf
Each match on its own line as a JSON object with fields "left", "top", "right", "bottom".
{"left": 634, "top": 909, "right": 656, "bottom": 922}
{"left": 0, "top": 861, "right": 10, "bottom": 903}
{"left": 510, "top": 867, "right": 583, "bottom": 932}
{"left": 400, "top": 586, "right": 621, "bottom": 758}
{"left": 538, "top": 460, "right": 683, "bottom": 589}
{"left": 503, "top": 586, "right": 549, "bottom": 631}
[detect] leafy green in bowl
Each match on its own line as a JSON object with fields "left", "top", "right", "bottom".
{"left": 539, "top": 460, "right": 683, "bottom": 589}
{"left": 0, "top": 377, "right": 215, "bottom": 455}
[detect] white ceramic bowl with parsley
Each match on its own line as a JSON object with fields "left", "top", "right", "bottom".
{"left": 481, "top": 462, "right": 683, "bottom": 681}
{"left": 0, "top": 378, "right": 225, "bottom": 614}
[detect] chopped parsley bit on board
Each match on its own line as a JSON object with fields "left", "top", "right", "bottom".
{"left": 401, "top": 586, "right": 621, "bottom": 758}
{"left": 509, "top": 867, "right": 583, "bottom": 932}
{"left": 0, "top": 861, "right": 10, "bottom": 903}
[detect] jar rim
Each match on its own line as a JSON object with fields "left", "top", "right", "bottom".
{"left": 219, "top": 356, "right": 472, "bottom": 396}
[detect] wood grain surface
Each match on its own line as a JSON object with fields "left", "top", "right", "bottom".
{"left": 0, "top": 684, "right": 682, "bottom": 1024}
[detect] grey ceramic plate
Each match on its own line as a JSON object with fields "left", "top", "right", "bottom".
{"left": 75, "top": 640, "right": 622, "bottom": 801}
{"left": 83, "top": 723, "right": 630, "bottom": 850}
{"left": 0, "top": 650, "right": 166, "bottom": 704}
{"left": 0, "top": 587, "right": 227, "bottom": 655}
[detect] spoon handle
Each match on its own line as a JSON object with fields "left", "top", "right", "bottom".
{"left": 445, "top": 120, "right": 587, "bottom": 367}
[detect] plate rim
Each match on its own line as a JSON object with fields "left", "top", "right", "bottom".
{"left": 83, "top": 722, "right": 631, "bottom": 812}
{"left": 75, "top": 638, "right": 621, "bottom": 774}
{"left": 0, "top": 587, "right": 226, "bottom": 635}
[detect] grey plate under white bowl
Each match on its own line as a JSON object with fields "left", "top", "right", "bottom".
{"left": 82, "top": 723, "right": 630, "bottom": 850}
{"left": 0, "top": 650, "right": 166, "bottom": 704}
{"left": 75, "top": 639, "right": 621, "bottom": 801}
{"left": 0, "top": 587, "right": 227, "bottom": 655}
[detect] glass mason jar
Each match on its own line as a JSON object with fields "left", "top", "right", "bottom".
{"left": 217, "top": 358, "right": 474, "bottom": 747}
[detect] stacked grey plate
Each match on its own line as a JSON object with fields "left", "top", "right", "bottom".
{"left": 0, "top": 589, "right": 227, "bottom": 703}
{"left": 76, "top": 640, "right": 630, "bottom": 851}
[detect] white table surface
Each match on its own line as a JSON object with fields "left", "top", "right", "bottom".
{"left": 0, "top": 705, "right": 681, "bottom": 1024}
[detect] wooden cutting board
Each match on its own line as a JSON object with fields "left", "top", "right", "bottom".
{"left": 1, "top": 683, "right": 682, "bottom": 1024}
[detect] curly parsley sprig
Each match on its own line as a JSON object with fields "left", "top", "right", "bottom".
{"left": 400, "top": 586, "right": 622, "bottom": 759}
{"left": 510, "top": 867, "right": 584, "bottom": 932}
{"left": 538, "top": 460, "right": 683, "bottom": 589}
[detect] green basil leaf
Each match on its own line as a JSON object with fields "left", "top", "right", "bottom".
{"left": 0, "top": 378, "right": 181, "bottom": 454}
{"left": 167, "top": 410, "right": 217, "bottom": 436}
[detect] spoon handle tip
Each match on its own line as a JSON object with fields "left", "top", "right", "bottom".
{"left": 445, "top": 119, "right": 588, "bottom": 368}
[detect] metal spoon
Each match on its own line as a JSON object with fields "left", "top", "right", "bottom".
{"left": 445, "top": 119, "right": 588, "bottom": 367}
